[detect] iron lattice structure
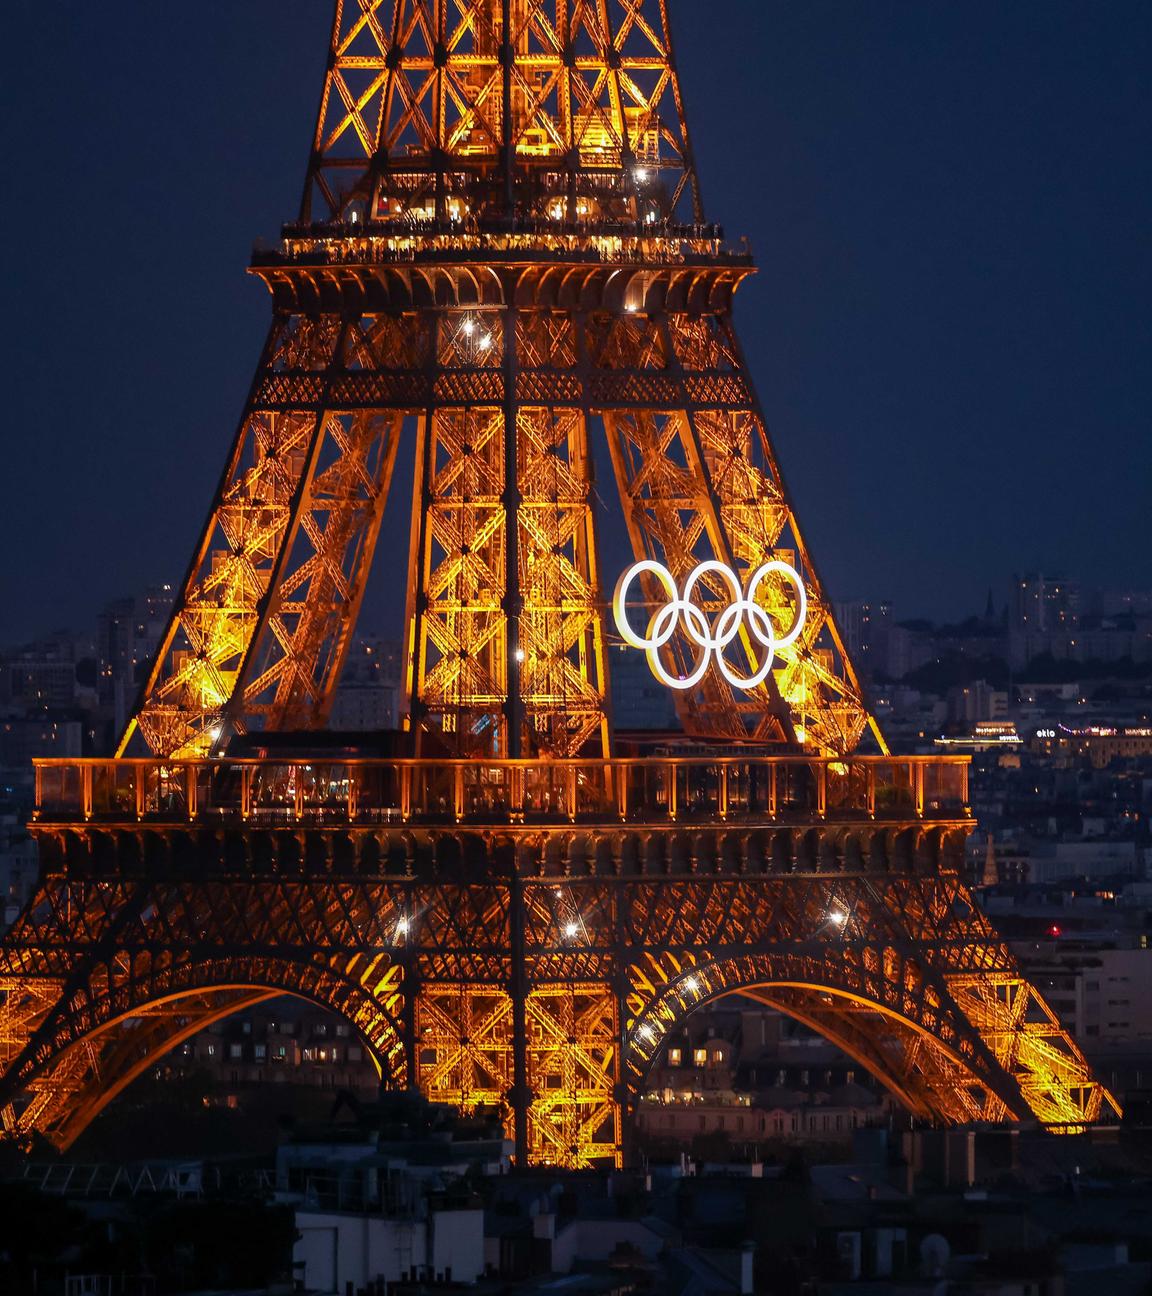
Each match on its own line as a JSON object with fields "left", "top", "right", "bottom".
{"left": 3, "top": 757, "right": 1118, "bottom": 1164}
{"left": 0, "top": 0, "right": 1117, "bottom": 1165}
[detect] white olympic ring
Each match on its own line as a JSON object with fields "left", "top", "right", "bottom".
{"left": 612, "top": 558, "right": 807, "bottom": 691}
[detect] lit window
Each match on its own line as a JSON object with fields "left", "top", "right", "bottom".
{"left": 693, "top": 1048, "right": 707, "bottom": 1066}
{"left": 668, "top": 1048, "right": 682, "bottom": 1066}
{"left": 711, "top": 1049, "right": 723, "bottom": 1064}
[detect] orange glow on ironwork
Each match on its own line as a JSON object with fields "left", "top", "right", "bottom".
{"left": 0, "top": 0, "right": 1116, "bottom": 1174}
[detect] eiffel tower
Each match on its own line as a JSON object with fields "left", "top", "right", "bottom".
{"left": 0, "top": 0, "right": 1115, "bottom": 1167}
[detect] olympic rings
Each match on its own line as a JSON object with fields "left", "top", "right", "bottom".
{"left": 612, "top": 558, "right": 807, "bottom": 691}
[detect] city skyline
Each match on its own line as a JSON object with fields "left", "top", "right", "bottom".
{"left": 3, "top": 0, "right": 1150, "bottom": 642}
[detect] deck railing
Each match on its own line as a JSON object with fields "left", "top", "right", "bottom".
{"left": 32, "top": 756, "right": 969, "bottom": 829}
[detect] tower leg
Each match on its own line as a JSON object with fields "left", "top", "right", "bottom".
{"left": 508, "top": 853, "right": 531, "bottom": 1166}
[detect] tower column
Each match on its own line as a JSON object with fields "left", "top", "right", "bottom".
{"left": 503, "top": 296, "right": 524, "bottom": 757}
{"left": 507, "top": 846, "right": 531, "bottom": 1166}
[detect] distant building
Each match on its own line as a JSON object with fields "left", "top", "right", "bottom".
{"left": 965, "top": 834, "right": 1031, "bottom": 888}
{"left": 934, "top": 721, "right": 1022, "bottom": 753}
{"left": 608, "top": 644, "right": 678, "bottom": 730}
{"left": 833, "top": 600, "right": 892, "bottom": 680}
{"left": 0, "top": 715, "right": 83, "bottom": 768}
{"left": 882, "top": 623, "right": 935, "bottom": 681}
{"left": 0, "top": 633, "right": 82, "bottom": 710}
{"left": 638, "top": 1004, "right": 886, "bottom": 1154}
{"left": 96, "top": 584, "right": 174, "bottom": 735}
{"left": 330, "top": 634, "right": 402, "bottom": 731}
{"left": 329, "top": 680, "right": 398, "bottom": 730}
{"left": 1010, "top": 572, "right": 1081, "bottom": 666}
{"left": 170, "top": 1000, "right": 379, "bottom": 1092}
{"left": 1015, "top": 941, "right": 1152, "bottom": 1045}
{"left": 1013, "top": 573, "right": 1080, "bottom": 636}
{"left": 1034, "top": 725, "right": 1152, "bottom": 768}
{"left": 946, "top": 679, "right": 1009, "bottom": 727}
{"left": 1025, "top": 840, "right": 1143, "bottom": 885}
{"left": 637, "top": 1095, "right": 879, "bottom": 1145}
{"left": 0, "top": 814, "right": 37, "bottom": 929}
{"left": 295, "top": 1201, "right": 485, "bottom": 1291}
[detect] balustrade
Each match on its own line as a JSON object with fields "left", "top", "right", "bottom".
{"left": 33, "top": 756, "right": 969, "bottom": 827}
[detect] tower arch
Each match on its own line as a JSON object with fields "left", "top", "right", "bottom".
{"left": 623, "top": 943, "right": 1112, "bottom": 1133}
{"left": 627, "top": 971, "right": 1018, "bottom": 1128}
{"left": 0, "top": 959, "right": 404, "bottom": 1152}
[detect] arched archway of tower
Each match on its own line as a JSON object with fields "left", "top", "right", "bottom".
{"left": 627, "top": 970, "right": 1023, "bottom": 1134}
{"left": 1, "top": 961, "right": 405, "bottom": 1153}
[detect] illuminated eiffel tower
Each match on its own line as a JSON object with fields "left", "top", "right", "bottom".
{"left": 0, "top": 0, "right": 1115, "bottom": 1166}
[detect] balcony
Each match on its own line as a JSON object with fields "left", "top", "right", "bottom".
{"left": 32, "top": 756, "right": 970, "bottom": 830}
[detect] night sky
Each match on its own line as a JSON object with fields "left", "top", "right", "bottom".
{"left": 3, "top": 1, "right": 1149, "bottom": 645}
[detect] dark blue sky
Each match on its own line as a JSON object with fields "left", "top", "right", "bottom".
{"left": 3, "top": 1, "right": 1148, "bottom": 643}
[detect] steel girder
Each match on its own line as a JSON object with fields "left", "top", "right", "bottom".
{"left": 121, "top": 303, "right": 877, "bottom": 760}
{"left": 29, "top": 0, "right": 1114, "bottom": 1177}
{"left": 0, "top": 823, "right": 1118, "bottom": 1167}
{"left": 301, "top": 0, "right": 702, "bottom": 225}
{"left": 115, "top": 3, "right": 875, "bottom": 759}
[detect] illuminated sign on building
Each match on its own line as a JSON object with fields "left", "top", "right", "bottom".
{"left": 612, "top": 559, "right": 806, "bottom": 690}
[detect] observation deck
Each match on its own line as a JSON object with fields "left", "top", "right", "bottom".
{"left": 248, "top": 217, "right": 755, "bottom": 313}
{"left": 32, "top": 754, "right": 970, "bottom": 831}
